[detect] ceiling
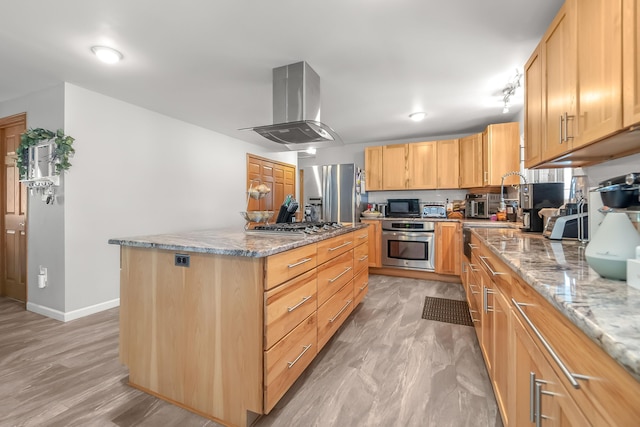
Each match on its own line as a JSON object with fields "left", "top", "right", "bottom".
{"left": 0, "top": 0, "right": 563, "bottom": 152}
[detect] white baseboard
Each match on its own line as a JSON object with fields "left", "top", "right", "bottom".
{"left": 26, "top": 298, "right": 120, "bottom": 322}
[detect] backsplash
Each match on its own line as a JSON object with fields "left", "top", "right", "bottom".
{"left": 366, "top": 189, "right": 467, "bottom": 204}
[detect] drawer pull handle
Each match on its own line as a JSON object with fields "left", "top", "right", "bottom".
{"left": 6, "top": 230, "right": 15, "bottom": 234}
{"left": 513, "top": 298, "right": 588, "bottom": 389}
{"left": 468, "top": 263, "right": 479, "bottom": 273}
{"left": 358, "top": 255, "right": 368, "bottom": 261}
{"left": 469, "top": 308, "right": 480, "bottom": 323}
{"left": 358, "top": 234, "right": 367, "bottom": 240}
{"left": 479, "top": 256, "right": 507, "bottom": 275}
{"left": 468, "top": 283, "right": 480, "bottom": 295}
{"left": 287, "top": 295, "right": 312, "bottom": 312}
{"left": 288, "top": 257, "right": 312, "bottom": 269}
{"left": 483, "top": 286, "right": 494, "bottom": 313}
{"left": 358, "top": 282, "right": 368, "bottom": 291}
{"left": 329, "top": 299, "right": 353, "bottom": 323}
{"left": 328, "top": 241, "right": 352, "bottom": 251}
{"left": 328, "top": 266, "right": 352, "bottom": 283}
{"left": 287, "top": 344, "right": 312, "bottom": 369}
{"left": 468, "top": 243, "right": 478, "bottom": 249}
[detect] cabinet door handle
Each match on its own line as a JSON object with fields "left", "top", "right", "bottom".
{"left": 479, "top": 256, "right": 507, "bottom": 275}
{"left": 358, "top": 255, "right": 368, "bottom": 262}
{"left": 529, "top": 372, "right": 536, "bottom": 423}
{"left": 513, "top": 298, "right": 589, "bottom": 389}
{"left": 287, "top": 344, "right": 312, "bottom": 369}
{"left": 468, "top": 243, "right": 478, "bottom": 249}
{"left": 329, "top": 299, "right": 353, "bottom": 323}
{"left": 288, "top": 257, "right": 312, "bottom": 269}
{"left": 559, "top": 114, "right": 565, "bottom": 144}
{"left": 358, "top": 234, "right": 367, "bottom": 240}
{"left": 469, "top": 308, "right": 480, "bottom": 323}
{"left": 328, "top": 266, "right": 352, "bottom": 283}
{"left": 287, "top": 295, "right": 312, "bottom": 312}
{"left": 328, "top": 241, "right": 352, "bottom": 251}
{"left": 468, "top": 263, "right": 479, "bottom": 273}
{"left": 483, "top": 286, "right": 494, "bottom": 313}
{"left": 468, "top": 283, "right": 480, "bottom": 295}
{"left": 358, "top": 282, "right": 368, "bottom": 291}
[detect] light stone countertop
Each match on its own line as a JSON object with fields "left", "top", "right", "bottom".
{"left": 108, "top": 223, "right": 368, "bottom": 257}
{"left": 471, "top": 227, "right": 640, "bottom": 382}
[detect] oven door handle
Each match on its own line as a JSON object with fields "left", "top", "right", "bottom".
{"left": 469, "top": 200, "right": 477, "bottom": 217}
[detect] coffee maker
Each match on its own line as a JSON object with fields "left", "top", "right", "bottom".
{"left": 520, "top": 183, "right": 564, "bottom": 232}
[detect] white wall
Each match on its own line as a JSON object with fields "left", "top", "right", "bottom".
{"left": 0, "top": 84, "right": 66, "bottom": 313}
{"left": 62, "top": 84, "right": 296, "bottom": 314}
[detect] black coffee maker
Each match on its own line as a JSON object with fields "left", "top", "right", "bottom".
{"left": 520, "top": 183, "right": 564, "bottom": 232}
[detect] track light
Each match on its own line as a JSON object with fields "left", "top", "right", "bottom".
{"left": 501, "top": 69, "right": 522, "bottom": 113}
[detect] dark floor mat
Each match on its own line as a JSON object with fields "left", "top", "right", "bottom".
{"left": 421, "top": 296, "right": 474, "bottom": 327}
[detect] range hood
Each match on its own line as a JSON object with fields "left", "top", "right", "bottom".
{"left": 248, "top": 61, "right": 341, "bottom": 149}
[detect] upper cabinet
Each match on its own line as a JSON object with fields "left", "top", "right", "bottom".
{"left": 382, "top": 144, "right": 409, "bottom": 189}
{"left": 483, "top": 122, "right": 520, "bottom": 186}
{"left": 623, "top": 0, "right": 640, "bottom": 127}
{"left": 525, "top": 0, "right": 637, "bottom": 168}
{"left": 364, "top": 146, "right": 383, "bottom": 191}
{"left": 407, "top": 141, "right": 438, "bottom": 189}
{"left": 459, "top": 133, "right": 483, "bottom": 188}
{"left": 436, "top": 139, "right": 460, "bottom": 189}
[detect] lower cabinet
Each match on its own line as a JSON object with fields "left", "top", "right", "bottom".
{"left": 435, "top": 221, "right": 461, "bottom": 275}
{"left": 361, "top": 219, "right": 381, "bottom": 267}
{"left": 464, "top": 232, "right": 640, "bottom": 427}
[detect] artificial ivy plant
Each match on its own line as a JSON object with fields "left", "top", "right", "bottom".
{"left": 16, "top": 128, "right": 76, "bottom": 180}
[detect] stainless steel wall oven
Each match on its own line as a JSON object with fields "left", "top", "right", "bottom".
{"left": 381, "top": 220, "right": 435, "bottom": 271}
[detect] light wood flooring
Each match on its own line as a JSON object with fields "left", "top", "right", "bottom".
{"left": 0, "top": 275, "right": 502, "bottom": 427}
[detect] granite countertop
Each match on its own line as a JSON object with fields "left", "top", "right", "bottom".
{"left": 108, "top": 223, "right": 368, "bottom": 257}
{"left": 471, "top": 227, "right": 640, "bottom": 381}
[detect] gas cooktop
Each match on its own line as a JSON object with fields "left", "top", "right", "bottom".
{"left": 248, "top": 222, "right": 344, "bottom": 235}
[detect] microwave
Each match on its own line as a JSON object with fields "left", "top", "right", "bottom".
{"left": 387, "top": 198, "right": 421, "bottom": 218}
{"left": 465, "top": 193, "right": 501, "bottom": 219}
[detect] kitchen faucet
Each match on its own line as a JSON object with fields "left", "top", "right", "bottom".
{"left": 500, "top": 171, "right": 528, "bottom": 212}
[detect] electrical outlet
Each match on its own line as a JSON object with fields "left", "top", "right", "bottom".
{"left": 174, "top": 254, "right": 190, "bottom": 267}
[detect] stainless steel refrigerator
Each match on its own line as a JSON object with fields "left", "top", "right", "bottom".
{"left": 303, "top": 163, "right": 367, "bottom": 223}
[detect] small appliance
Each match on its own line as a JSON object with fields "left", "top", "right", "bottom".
{"left": 520, "top": 183, "right": 564, "bottom": 232}
{"left": 543, "top": 213, "right": 589, "bottom": 240}
{"left": 387, "top": 198, "right": 421, "bottom": 218}
{"left": 585, "top": 212, "right": 640, "bottom": 280}
{"left": 381, "top": 219, "right": 435, "bottom": 270}
{"left": 421, "top": 201, "right": 447, "bottom": 218}
{"left": 465, "top": 193, "right": 501, "bottom": 219}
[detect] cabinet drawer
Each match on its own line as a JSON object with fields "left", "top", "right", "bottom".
{"left": 264, "top": 269, "right": 317, "bottom": 349}
{"left": 353, "top": 241, "right": 369, "bottom": 274}
{"left": 317, "top": 250, "right": 354, "bottom": 305}
{"left": 353, "top": 228, "right": 369, "bottom": 245}
{"left": 264, "top": 312, "right": 317, "bottom": 413}
{"left": 318, "top": 281, "right": 354, "bottom": 350}
{"left": 353, "top": 267, "right": 368, "bottom": 306}
{"left": 265, "top": 243, "right": 317, "bottom": 290}
{"left": 317, "top": 232, "right": 354, "bottom": 264}
{"left": 476, "top": 245, "right": 512, "bottom": 297}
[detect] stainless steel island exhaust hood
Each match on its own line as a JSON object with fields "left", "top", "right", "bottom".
{"left": 247, "top": 61, "right": 341, "bottom": 149}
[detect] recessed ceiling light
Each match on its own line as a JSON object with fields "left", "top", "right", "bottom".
{"left": 305, "top": 147, "right": 316, "bottom": 155}
{"left": 409, "top": 112, "right": 427, "bottom": 122}
{"left": 91, "top": 46, "right": 123, "bottom": 64}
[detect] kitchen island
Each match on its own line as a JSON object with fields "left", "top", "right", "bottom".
{"left": 465, "top": 226, "right": 640, "bottom": 426}
{"left": 109, "top": 224, "right": 369, "bottom": 427}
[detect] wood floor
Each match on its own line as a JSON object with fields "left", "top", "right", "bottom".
{"left": 0, "top": 275, "right": 502, "bottom": 427}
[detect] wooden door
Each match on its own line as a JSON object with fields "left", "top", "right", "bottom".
{"left": 623, "top": 0, "right": 640, "bottom": 127}
{"left": 0, "top": 113, "right": 27, "bottom": 302}
{"left": 434, "top": 222, "right": 460, "bottom": 275}
{"left": 573, "top": 0, "right": 622, "bottom": 148}
{"left": 407, "top": 141, "right": 436, "bottom": 189}
{"left": 459, "top": 133, "right": 483, "bottom": 188}
{"left": 246, "top": 154, "right": 296, "bottom": 221}
{"left": 436, "top": 139, "right": 459, "bottom": 189}
{"left": 364, "top": 146, "right": 383, "bottom": 191}
{"left": 542, "top": 0, "right": 577, "bottom": 162}
{"left": 382, "top": 144, "right": 407, "bottom": 189}
{"left": 511, "top": 313, "right": 590, "bottom": 427}
{"left": 525, "top": 44, "right": 544, "bottom": 169}
{"left": 492, "top": 288, "right": 511, "bottom": 426}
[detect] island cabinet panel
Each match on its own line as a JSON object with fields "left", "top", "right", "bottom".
{"left": 353, "top": 238, "right": 369, "bottom": 273}
{"left": 317, "top": 232, "right": 355, "bottom": 264}
{"left": 264, "top": 312, "right": 317, "bottom": 413}
{"left": 361, "top": 220, "right": 381, "bottom": 267}
{"left": 119, "top": 247, "right": 264, "bottom": 427}
{"left": 265, "top": 243, "right": 317, "bottom": 290}
{"left": 264, "top": 269, "right": 318, "bottom": 350}
{"left": 353, "top": 267, "right": 369, "bottom": 306}
{"left": 317, "top": 281, "right": 354, "bottom": 351}
{"left": 317, "top": 250, "right": 354, "bottom": 306}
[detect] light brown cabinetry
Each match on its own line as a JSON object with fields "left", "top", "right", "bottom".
{"left": 525, "top": 0, "right": 640, "bottom": 168}
{"left": 382, "top": 144, "right": 408, "bottom": 189}
{"left": 462, "top": 232, "right": 640, "bottom": 427}
{"left": 361, "top": 220, "right": 381, "bottom": 267}
{"left": 434, "top": 222, "right": 460, "bottom": 275}
{"left": 459, "top": 133, "right": 483, "bottom": 188}
{"left": 483, "top": 122, "right": 520, "bottom": 186}
{"left": 524, "top": 44, "right": 544, "bottom": 169}
{"left": 119, "top": 229, "right": 368, "bottom": 427}
{"left": 436, "top": 139, "right": 459, "bottom": 189}
{"left": 364, "top": 146, "right": 383, "bottom": 191}
{"left": 407, "top": 141, "right": 437, "bottom": 189}
{"left": 623, "top": 0, "right": 640, "bottom": 127}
